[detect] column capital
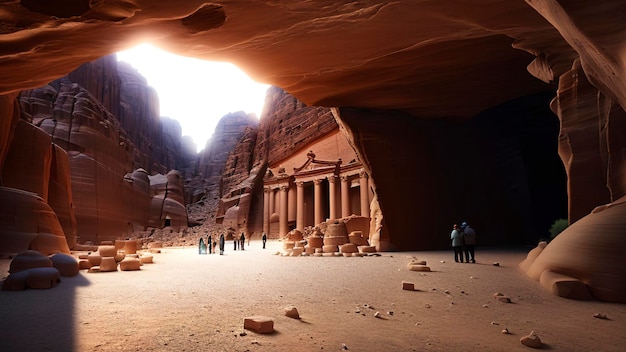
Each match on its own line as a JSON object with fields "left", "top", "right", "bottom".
{"left": 340, "top": 175, "right": 350, "bottom": 182}
{"left": 359, "top": 170, "right": 368, "bottom": 179}
{"left": 295, "top": 181, "right": 305, "bottom": 187}
{"left": 280, "top": 185, "right": 289, "bottom": 192}
{"left": 327, "top": 175, "right": 338, "bottom": 183}
{"left": 313, "top": 179, "right": 324, "bottom": 185}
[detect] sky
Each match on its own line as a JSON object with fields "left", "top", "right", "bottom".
{"left": 116, "top": 43, "right": 270, "bottom": 153}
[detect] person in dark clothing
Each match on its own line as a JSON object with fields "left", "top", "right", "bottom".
{"left": 262, "top": 232, "right": 267, "bottom": 249}
{"left": 207, "top": 235, "right": 212, "bottom": 254}
{"left": 240, "top": 232, "right": 245, "bottom": 250}
{"left": 461, "top": 221, "right": 477, "bottom": 263}
{"left": 234, "top": 237, "right": 237, "bottom": 250}
{"left": 219, "top": 234, "right": 225, "bottom": 255}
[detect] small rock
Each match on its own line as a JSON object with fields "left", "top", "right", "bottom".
{"left": 482, "top": 304, "right": 489, "bottom": 308}
{"left": 440, "top": 260, "right": 445, "bottom": 263}
{"left": 493, "top": 262, "right": 500, "bottom": 266}
{"left": 491, "top": 321, "right": 499, "bottom": 325}
{"left": 501, "top": 328, "right": 509, "bottom": 334}
{"left": 342, "top": 343, "right": 349, "bottom": 350}
{"left": 424, "top": 303, "right": 431, "bottom": 308}
{"left": 239, "top": 331, "right": 247, "bottom": 336}
{"left": 520, "top": 330, "right": 543, "bottom": 348}
{"left": 593, "top": 313, "right": 608, "bottom": 320}
{"left": 387, "top": 311, "right": 393, "bottom": 316}
{"left": 374, "top": 311, "right": 381, "bottom": 318}
{"left": 284, "top": 306, "right": 300, "bottom": 319}
{"left": 496, "top": 296, "right": 512, "bottom": 303}
{"left": 444, "top": 290, "right": 450, "bottom": 294}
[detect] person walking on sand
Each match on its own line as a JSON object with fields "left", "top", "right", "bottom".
{"left": 461, "top": 221, "right": 476, "bottom": 263}
{"left": 262, "top": 232, "right": 267, "bottom": 249}
{"left": 207, "top": 234, "right": 212, "bottom": 254}
{"left": 219, "top": 233, "right": 225, "bottom": 255}
{"left": 240, "top": 232, "right": 245, "bottom": 250}
{"left": 450, "top": 224, "right": 464, "bottom": 263}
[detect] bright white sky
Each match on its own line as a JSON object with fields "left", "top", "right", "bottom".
{"left": 116, "top": 43, "right": 270, "bottom": 153}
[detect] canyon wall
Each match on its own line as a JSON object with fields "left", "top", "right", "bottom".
{"left": 1, "top": 55, "right": 188, "bottom": 251}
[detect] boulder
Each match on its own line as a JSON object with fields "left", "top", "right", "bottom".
{"left": 243, "top": 316, "right": 274, "bottom": 334}
{"left": 9, "top": 250, "right": 52, "bottom": 273}
{"left": 50, "top": 253, "right": 79, "bottom": 277}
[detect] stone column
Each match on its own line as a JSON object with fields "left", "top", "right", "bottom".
{"left": 269, "top": 187, "right": 275, "bottom": 216}
{"left": 279, "top": 185, "right": 289, "bottom": 236}
{"left": 341, "top": 175, "right": 350, "bottom": 217}
{"left": 288, "top": 184, "right": 297, "bottom": 223}
{"left": 263, "top": 187, "right": 270, "bottom": 235}
{"left": 328, "top": 175, "right": 338, "bottom": 220}
{"left": 296, "top": 181, "right": 305, "bottom": 231}
{"left": 314, "top": 179, "right": 324, "bottom": 225}
{"left": 359, "top": 171, "right": 369, "bottom": 217}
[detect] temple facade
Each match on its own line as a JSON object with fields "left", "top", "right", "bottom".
{"left": 262, "top": 130, "right": 374, "bottom": 237}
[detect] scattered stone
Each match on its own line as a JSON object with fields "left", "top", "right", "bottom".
{"left": 493, "top": 292, "right": 504, "bottom": 297}
{"left": 119, "top": 257, "right": 141, "bottom": 271}
{"left": 482, "top": 304, "right": 489, "bottom": 308}
{"left": 493, "top": 262, "right": 500, "bottom": 266}
{"left": 496, "top": 296, "right": 512, "bottom": 303}
{"left": 342, "top": 343, "right": 349, "bottom": 350}
{"left": 284, "top": 306, "right": 300, "bottom": 319}
{"left": 408, "top": 264, "right": 430, "bottom": 272}
{"left": 239, "top": 331, "right": 247, "bottom": 336}
{"left": 99, "top": 257, "right": 118, "bottom": 272}
{"left": 491, "top": 321, "right": 499, "bottom": 325}
{"left": 593, "top": 313, "right": 608, "bottom": 319}
{"left": 243, "top": 316, "right": 274, "bottom": 334}
{"left": 520, "top": 330, "right": 543, "bottom": 348}
{"left": 374, "top": 311, "right": 381, "bottom": 318}
{"left": 424, "top": 304, "right": 431, "bottom": 308}
{"left": 444, "top": 290, "right": 450, "bottom": 294}
{"left": 440, "top": 260, "right": 445, "bottom": 263}
{"left": 402, "top": 281, "right": 415, "bottom": 291}
{"left": 387, "top": 311, "right": 393, "bottom": 316}
{"left": 501, "top": 328, "right": 510, "bottom": 334}
{"left": 9, "top": 250, "right": 52, "bottom": 273}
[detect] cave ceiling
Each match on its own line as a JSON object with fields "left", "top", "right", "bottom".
{"left": 1, "top": 1, "right": 624, "bottom": 118}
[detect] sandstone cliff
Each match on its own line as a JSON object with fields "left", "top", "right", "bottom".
{"left": 1, "top": 55, "right": 189, "bottom": 250}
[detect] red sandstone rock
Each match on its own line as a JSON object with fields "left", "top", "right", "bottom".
{"left": 9, "top": 250, "right": 52, "bottom": 273}
{"left": 119, "top": 257, "right": 141, "bottom": 271}
{"left": 50, "top": 253, "right": 79, "bottom": 277}
{"left": 243, "top": 316, "right": 274, "bottom": 334}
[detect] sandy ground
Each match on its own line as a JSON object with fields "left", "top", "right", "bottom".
{"left": 1, "top": 241, "right": 625, "bottom": 352}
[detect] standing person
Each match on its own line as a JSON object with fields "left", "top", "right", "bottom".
{"left": 240, "top": 232, "right": 245, "bottom": 250}
{"left": 207, "top": 234, "right": 212, "bottom": 254}
{"left": 219, "top": 233, "right": 225, "bottom": 255}
{"left": 198, "top": 237, "right": 206, "bottom": 254}
{"left": 234, "top": 236, "right": 237, "bottom": 250}
{"left": 461, "top": 221, "right": 476, "bottom": 263}
{"left": 262, "top": 232, "right": 267, "bottom": 249}
{"left": 212, "top": 239, "right": 217, "bottom": 254}
{"left": 450, "top": 224, "right": 464, "bottom": 263}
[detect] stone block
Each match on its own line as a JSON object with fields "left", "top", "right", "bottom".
{"left": 408, "top": 265, "right": 431, "bottom": 272}
{"left": 348, "top": 231, "right": 369, "bottom": 246}
{"left": 342, "top": 252, "right": 353, "bottom": 257}
{"left": 50, "top": 253, "right": 79, "bottom": 277}
{"left": 339, "top": 243, "right": 358, "bottom": 253}
{"left": 119, "top": 257, "right": 141, "bottom": 271}
{"left": 99, "top": 257, "right": 118, "bottom": 272}
{"left": 402, "top": 281, "right": 415, "bottom": 291}
{"left": 324, "top": 236, "right": 348, "bottom": 246}
{"left": 124, "top": 240, "right": 138, "bottom": 254}
{"left": 358, "top": 246, "right": 377, "bottom": 253}
{"left": 307, "top": 236, "right": 323, "bottom": 248}
{"left": 114, "top": 253, "right": 125, "bottom": 262}
{"left": 323, "top": 244, "right": 338, "bottom": 253}
{"left": 291, "top": 247, "right": 304, "bottom": 256}
{"left": 140, "top": 255, "right": 153, "bottom": 264}
{"left": 98, "top": 245, "right": 116, "bottom": 257}
{"left": 78, "top": 259, "right": 91, "bottom": 270}
{"left": 78, "top": 254, "right": 89, "bottom": 259}
{"left": 304, "top": 246, "right": 316, "bottom": 255}
{"left": 243, "top": 316, "right": 274, "bottom": 334}
{"left": 314, "top": 248, "right": 323, "bottom": 254}
{"left": 88, "top": 266, "right": 101, "bottom": 273}
{"left": 283, "top": 241, "right": 295, "bottom": 250}
{"left": 87, "top": 254, "right": 102, "bottom": 266}
{"left": 539, "top": 270, "right": 593, "bottom": 300}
